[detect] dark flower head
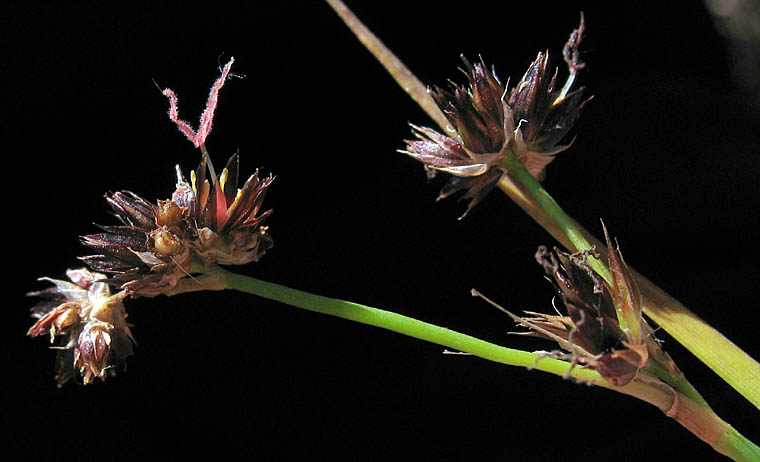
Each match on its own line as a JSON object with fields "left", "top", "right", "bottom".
{"left": 402, "top": 15, "right": 589, "bottom": 216}
{"left": 509, "top": 228, "right": 683, "bottom": 388}
{"left": 507, "top": 47, "right": 588, "bottom": 180}
{"left": 431, "top": 56, "right": 509, "bottom": 154}
{"left": 27, "top": 268, "right": 134, "bottom": 386}
{"left": 520, "top": 244, "right": 649, "bottom": 386}
{"left": 403, "top": 58, "right": 510, "bottom": 217}
{"left": 80, "top": 154, "right": 273, "bottom": 296}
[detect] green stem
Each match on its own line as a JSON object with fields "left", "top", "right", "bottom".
{"left": 725, "top": 429, "right": 760, "bottom": 462}
{"left": 210, "top": 264, "right": 597, "bottom": 381}
{"left": 644, "top": 360, "right": 709, "bottom": 409}
{"left": 502, "top": 156, "right": 611, "bottom": 284}
{"left": 197, "top": 263, "right": 759, "bottom": 460}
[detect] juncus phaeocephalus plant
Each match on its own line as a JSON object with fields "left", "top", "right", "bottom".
{"left": 25, "top": 2, "right": 760, "bottom": 459}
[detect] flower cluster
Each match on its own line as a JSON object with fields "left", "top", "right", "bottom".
{"left": 27, "top": 268, "right": 135, "bottom": 386}
{"left": 77, "top": 57, "right": 273, "bottom": 297}
{"left": 80, "top": 153, "right": 273, "bottom": 297}
{"left": 511, "top": 228, "right": 678, "bottom": 386}
{"left": 402, "top": 16, "right": 589, "bottom": 216}
{"left": 28, "top": 58, "right": 274, "bottom": 385}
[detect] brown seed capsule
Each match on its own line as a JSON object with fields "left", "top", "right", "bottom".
{"left": 152, "top": 229, "right": 181, "bottom": 256}
{"left": 156, "top": 200, "right": 183, "bottom": 227}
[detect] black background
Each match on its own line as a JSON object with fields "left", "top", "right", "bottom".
{"left": 5, "top": 1, "right": 759, "bottom": 460}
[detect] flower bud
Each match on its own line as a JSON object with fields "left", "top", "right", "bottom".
{"left": 74, "top": 325, "right": 112, "bottom": 385}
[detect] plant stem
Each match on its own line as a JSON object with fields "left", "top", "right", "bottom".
{"left": 501, "top": 156, "right": 611, "bottom": 283}
{"left": 197, "top": 263, "right": 759, "bottom": 460}
{"left": 644, "top": 360, "right": 709, "bottom": 409}
{"left": 209, "top": 264, "right": 596, "bottom": 380}
{"left": 497, "top": 170, "right": 760, "bottom": 411}
{"left": 324, "top": 0, "right": 450, "bottom": 133}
